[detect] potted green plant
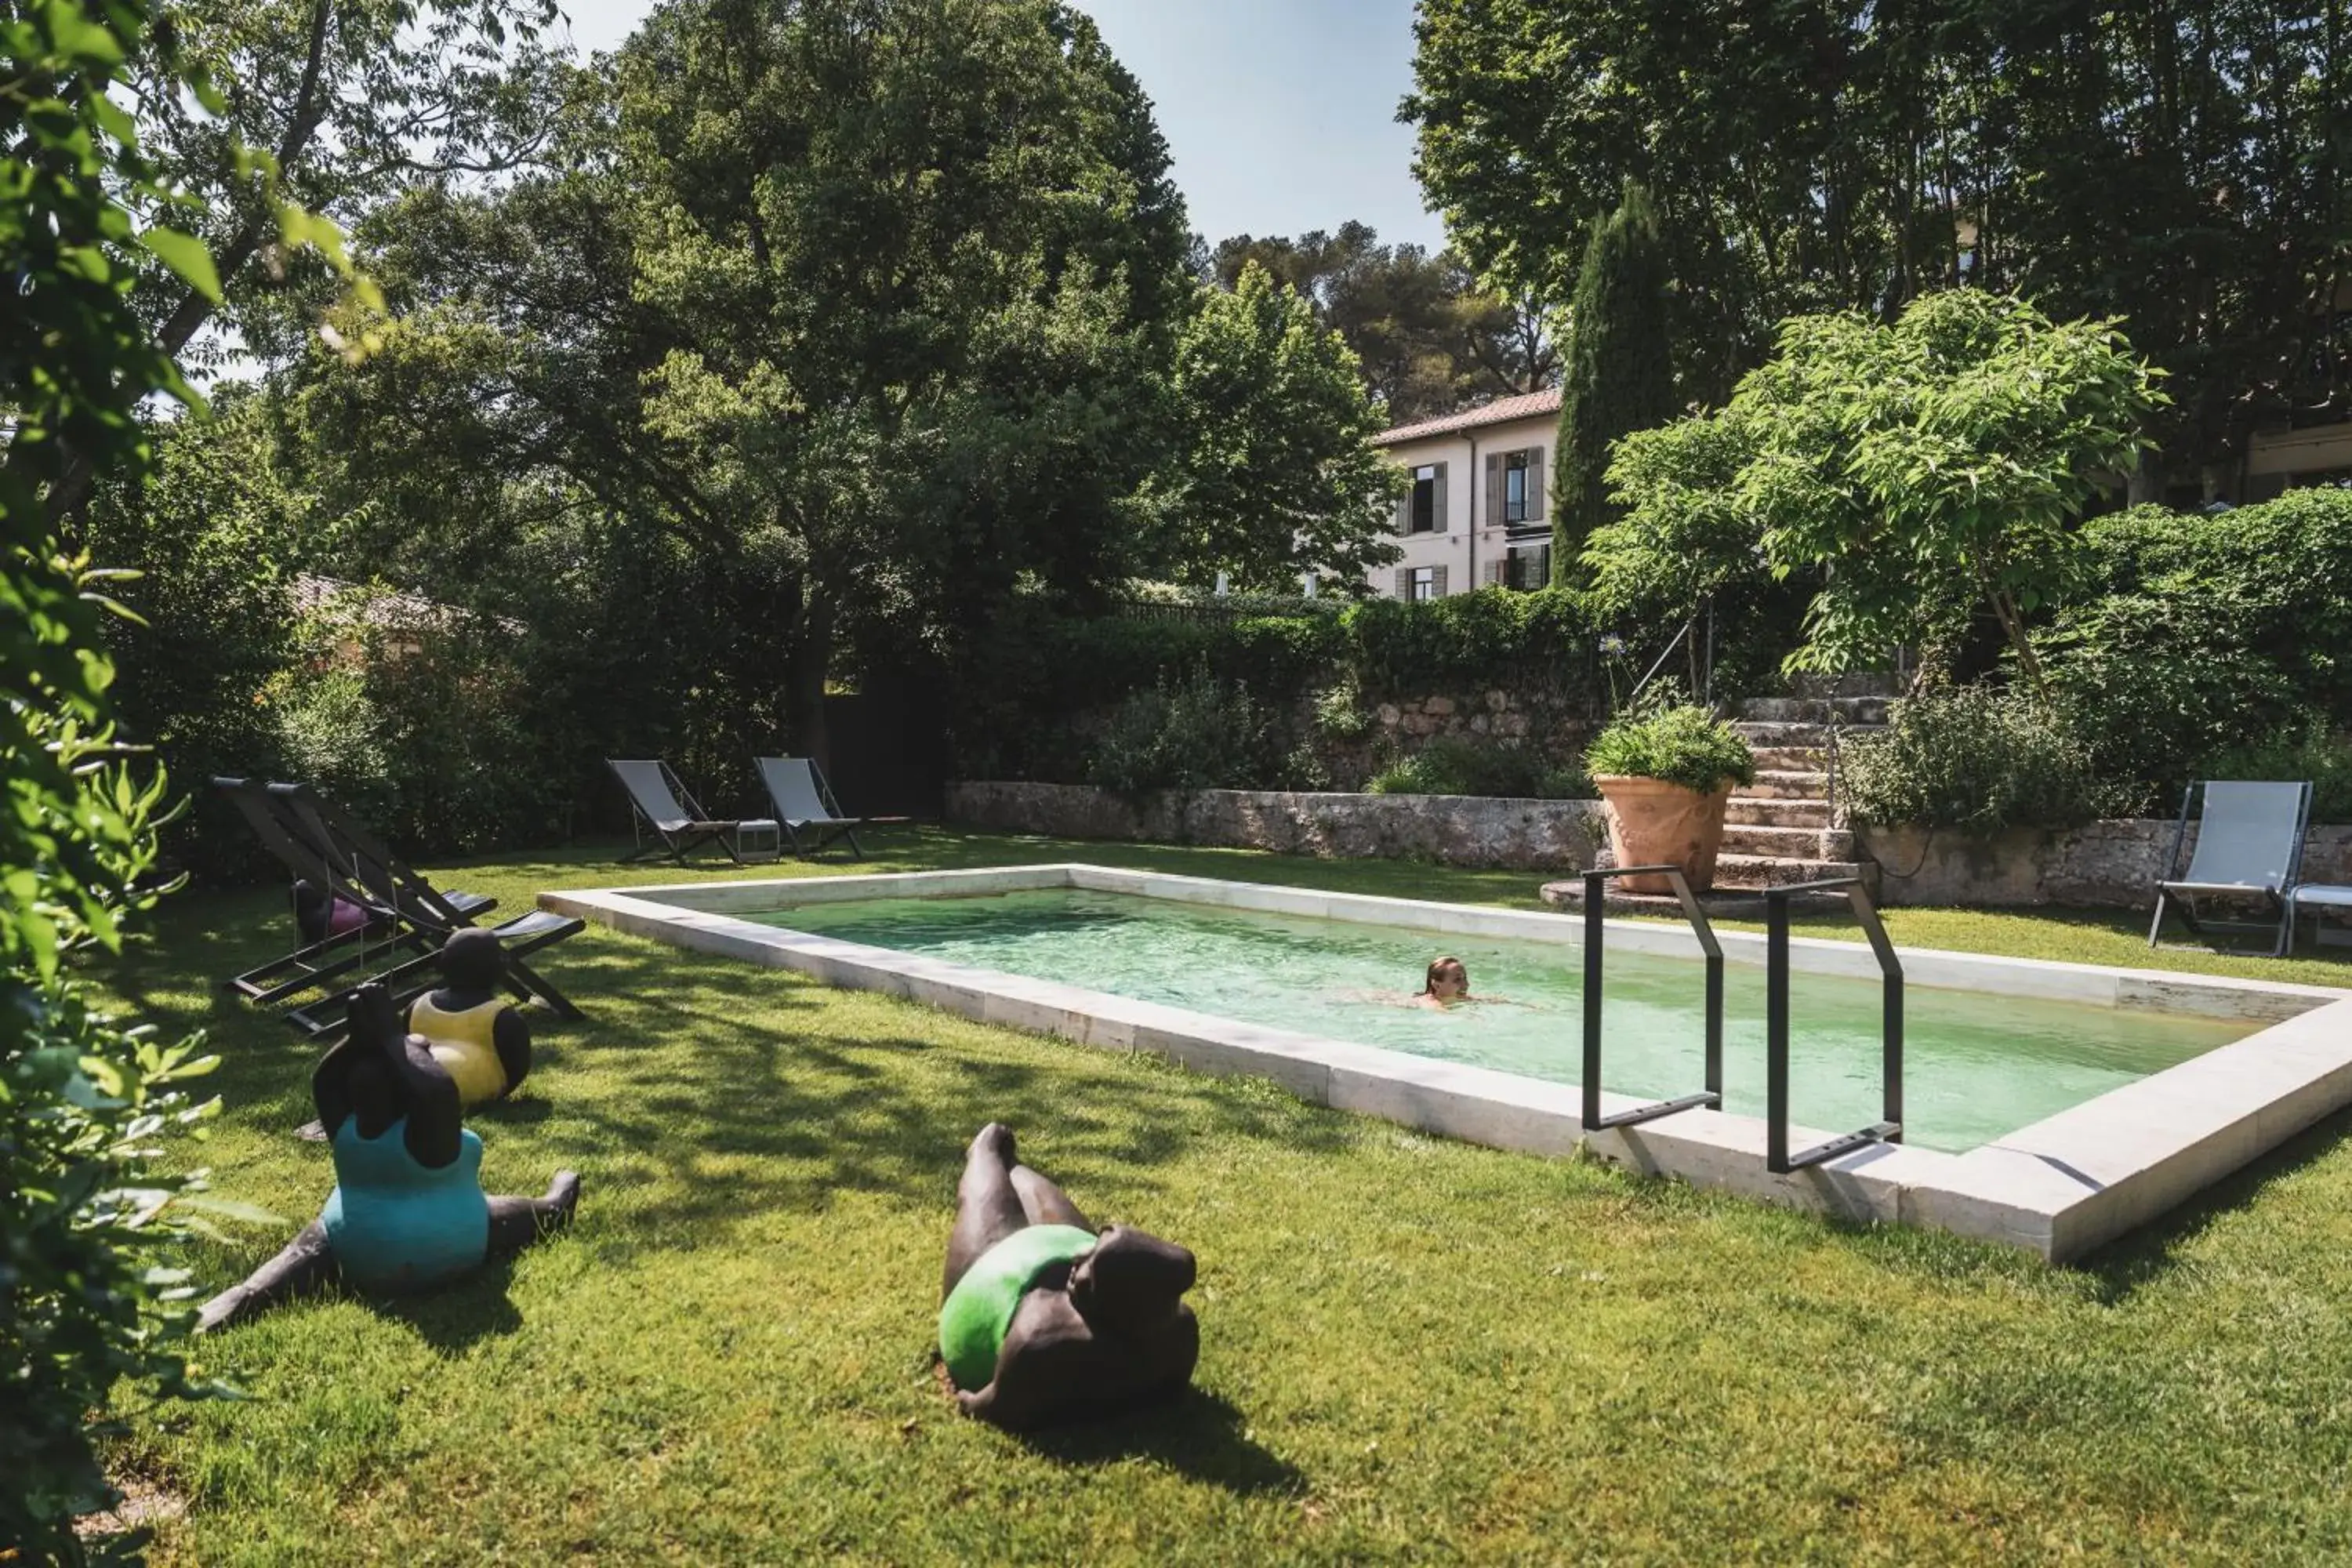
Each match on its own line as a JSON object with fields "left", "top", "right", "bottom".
{"left": 1583, "top": 704, "right": 1757, "bottom": 892}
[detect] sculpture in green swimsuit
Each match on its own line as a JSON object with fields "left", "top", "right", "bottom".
{"left": 939, "top": 1123, "right": 1199, "bottom": 1429}
{"left": 197, "top": 982, "right": 580, "bottom": 1331}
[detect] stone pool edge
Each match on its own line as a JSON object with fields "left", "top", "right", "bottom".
{"left": 542, "top": 864, "right": 2352, "bottom": 1265}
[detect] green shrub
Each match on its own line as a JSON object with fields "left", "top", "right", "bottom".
{"left": 1584, "top": 704, "right": 1756, "bottom": 793}
{"left": 1086, "top": 670, "right": 1283, "bottom": 794}
{"left": 2201, "top": 717, "right": 2352, "bottom": 822}
{"left": 1365, "top": 736, "right": 1594, "bottom": 799}
{"left": 1338, "top": 588, "right": 1588, "bottom": 695}
{"left": 1842, "top": 686, "right": 2109, "bottom": 831}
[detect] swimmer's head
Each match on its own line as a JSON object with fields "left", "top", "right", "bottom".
{"left": 1423, "top": 956, "right": 1469, "bottom": 1000}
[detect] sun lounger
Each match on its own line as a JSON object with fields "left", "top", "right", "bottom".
{"left": 2149, "top": 779, "right": 2313, "bottom": 957}
{"left": 609, "top": 758, "right": 761, "bottom": 864}
{"left": 754, "top": 756, "right": 866, "bottom": 859}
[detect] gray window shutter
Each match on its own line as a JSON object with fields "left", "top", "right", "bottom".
{"left": 1431, "top": 564, "right": 1449, "bottom": 597}
{"left": 1536, "top": 544, "right": 1552, "bottom": 588}
{"left": 1526, "top": 448, "right": 1545, "bottom": 522}
{"left": 1432, "top": 463, "right": 1449, "bottom": 532}
{"left": 1394, "top": 488, "right": 1411, "bottom": 535}
{"left": 1486, "top": 452, "right": 1504, "bottom": 527}
{"left": 1395, "top": 567, "right": 1411, "bottom": 599}
{"left": 1483, "top": 557, "right": 1504, "bottom": 587}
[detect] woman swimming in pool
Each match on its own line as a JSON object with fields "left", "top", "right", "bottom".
{"left": 1417, "top": 955, "right": 1472, "bottom": 1007}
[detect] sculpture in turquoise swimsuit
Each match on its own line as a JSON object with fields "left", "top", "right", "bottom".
{"left": 939, "top": 1124, "right": 1198, "bottom": 1429}
{"left": 198, "top": 982, "right": 580, "bottom": 1331}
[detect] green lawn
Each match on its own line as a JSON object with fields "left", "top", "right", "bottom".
{"left": 100, "top": 829, "right": 2352, "bottom": 1563}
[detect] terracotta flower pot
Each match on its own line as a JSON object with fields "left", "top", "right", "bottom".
{"left": 1592, "top": 775, "right": 1732, "bottom": 893}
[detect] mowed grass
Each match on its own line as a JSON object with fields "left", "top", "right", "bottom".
{"left": 96, "top": 829, "right": 2352, "bottom": 1564}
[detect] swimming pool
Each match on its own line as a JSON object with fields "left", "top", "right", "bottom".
{"left": 543, "top": 864, "right": 2352, "bottom": 1261}
{"left": 755, "top": 888, "right": 2245, "bottom": 1155}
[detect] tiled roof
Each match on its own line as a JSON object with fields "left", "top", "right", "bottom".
{"left": 291, "top": 574, "right": 521, "bottom": 635}
{"left": 1373, "top": 387, "right": 1563, "bottom": 447}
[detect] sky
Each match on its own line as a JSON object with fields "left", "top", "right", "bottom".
{"left": 555, "top": 0, "right": 1446, "bottom": 254}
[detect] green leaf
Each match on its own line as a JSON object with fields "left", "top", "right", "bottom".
{"left": 139, "top": 227, "right": 223, "bottom": 303}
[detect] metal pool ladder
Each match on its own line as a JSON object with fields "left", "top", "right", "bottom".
{"left": 1766, "top": 877, "right": 1904, "bottom": 1173}
{"left": 1578, "top": 866, "right": 1724, "bottom": 1132}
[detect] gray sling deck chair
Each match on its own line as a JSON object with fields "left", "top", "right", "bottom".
{"left": 2149, "top": 779, "right": 2313, "bottom": 957}
{"left": 754, "top": 756, "right": 866, "bottom": 859}
{"left": 609, "top": 758, "right": 755, "bottom": 864}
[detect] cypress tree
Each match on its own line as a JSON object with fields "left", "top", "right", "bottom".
{"left": 1553, "top": 183, "right": 1678, "bottom": 583}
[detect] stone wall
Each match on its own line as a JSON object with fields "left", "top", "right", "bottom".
{"left": 1860, "top": 820, "right": 2352, "bottom": 909}
{"left": 946, "top": 781, "right": 1608, "bottom": 873}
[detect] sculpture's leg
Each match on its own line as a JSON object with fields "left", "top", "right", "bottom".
{"left": 485, "top": 1170, "right": 582, "bottom": 1258}
{"left": 196, "top": 1221, "right": 339, "bottom": 1334}
{"left": 1011, "top": 1164, "right": 1093, "bottom": 1232}
{"left": 944, "top": 1123, "right": 1029, "bottom": 1300}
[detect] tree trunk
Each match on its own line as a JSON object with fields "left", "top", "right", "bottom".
{"left": 787, "top": 588, "right": 834, "bottom": 771}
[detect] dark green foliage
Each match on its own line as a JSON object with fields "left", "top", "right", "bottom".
{"left": 2203, "top": 719, "right": 2352, "bottom": 825}
{"left": 2045, "top": 491, "right": 2352, "bottom": 811}
{"left": 1406, "top": 0, "right": 2352, "bottom": 481}
{"left": 1584, "top": 705, "right": 1756, "bottom": 794}
{"left": 1335, "top": 589, "right": 1588, "bottom": 695}
{"left": 1553, "top": 183, "right": 1678, "bottom": 577}
{"left": 1084, "top": 671, "right": 1286, "bottom": 795}
{"left": 2, "top": 0, "right": 252, "bottom": 1555}
{"left": 1842, "top": 688, "right": 2110, "bottom": 833}
{"left": 1366, "top": 736, "right": 1592, "bottom": 800}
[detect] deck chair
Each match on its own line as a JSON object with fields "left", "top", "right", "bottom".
{"left": 212, "top": 776, "right": 482, "bottom": 1005}
{"left": 609, "top": 758, "right": 755, "bottom": 865}
{"left": 264, "top": 782, "right": 585, "bottom": 1036}
{"left": 755, "top": 756, "right": 866, "bottom": 859}
{"left": 2149, "top": 780, "right": 2313, "bottom": 957}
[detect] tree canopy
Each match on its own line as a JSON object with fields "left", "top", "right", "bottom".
{"left": 1552, "top": 182, "right": 1678, "bottom": 579}
{"left": 1588, "top": 292, "right": 2166, "bottom": 684}
{"left": 1405, "top": 0, "right": 2350, "bottom": 488}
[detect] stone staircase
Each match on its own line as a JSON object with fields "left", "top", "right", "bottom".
{"left": 1541, "top": 684, "right": 1896, "bottom": 912}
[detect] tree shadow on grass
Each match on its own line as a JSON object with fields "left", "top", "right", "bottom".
{"left": 1016, "top": 1389, "right": 1305, "bottom": 1497}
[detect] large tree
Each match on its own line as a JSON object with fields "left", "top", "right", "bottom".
{"left": 280, "top": 0, "right": 1195, "bottom": 764}
{"left": 1589, "top": 292, "right": 2166, "bottom": 686}
{"left": 1405, "top": 0, "right": 2351, "bottom": 487}
{"left": 1552, "top": 182, "right": 1679, "bottom": 579}
{"left": 1204, "top": 222, "right": 1555, "bottom": 423}
{"left": 1152, "top": 262, "right": 1403, "bottom": 591}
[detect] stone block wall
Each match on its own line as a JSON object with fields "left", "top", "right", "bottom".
{"left": 1860, "top": 820, "right": 2352, "bottom": 909}
{"left": 946, "top": 781, "right": 1608, "bottom": 873}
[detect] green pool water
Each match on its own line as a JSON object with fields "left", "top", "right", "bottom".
{"left": 753, "top": 889, "right": 2254, "bottom": 1152}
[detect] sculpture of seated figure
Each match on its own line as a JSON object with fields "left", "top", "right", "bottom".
{"left": 291, "top": 877, "right": 386, "bottom": 948}
{"left": 197, "top": 981, "right": 580, "bottom": 1333}
{"left": 938, "top": 1123, "right": 1199, "bottom": 1430}
{"left": 405, "top": 927, "right": 532, "bottom": 1109}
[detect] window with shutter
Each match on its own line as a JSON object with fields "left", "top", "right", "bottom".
{"left": 1432, "top": 463, "right": 1449, "bottom": 533}
{"left": 1483, "top": 558, "right": 1504, "bottom": 586}
{"left": 1486, "top": 452, "right": 1504, "bottom": 528}
{"left": 1526, "top": 448, "right": 1545, "bottom": 523}
{"left": 1430, "top": 564, "right": 1449, "bottom": 597}
{"left": 1395, "top": 567, "right": 1413, "bottom": 599}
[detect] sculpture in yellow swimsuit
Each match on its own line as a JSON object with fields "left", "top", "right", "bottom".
{"left": 405, "top": 928, "right": 532, "bottom": 1108}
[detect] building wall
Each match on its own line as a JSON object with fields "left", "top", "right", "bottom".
{"left": 1367, "top": 412, "right": 1559, "bottom": 599}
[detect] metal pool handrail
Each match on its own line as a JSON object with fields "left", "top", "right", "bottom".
{"left": 1766, "top": 877, "right": 1905, "bottom": 1174}
{"left": 1581, "top": 866, "right": 1725, "bottom": 1132}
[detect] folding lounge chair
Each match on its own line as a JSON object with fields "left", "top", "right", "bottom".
{"left": 609, "top": 758, "right": 759, "bottom": 865}
{"left": 211, "top": 776, "right": 487, "bottom": 1005}
{"left": 2148, "top": 779, "right": 2314, "bottom": 957}
{"left": 754, "top": 756, "right": 866, "bottom": 859}
{"left": 265, "top": 782, "right": 585, "bottom": 1036}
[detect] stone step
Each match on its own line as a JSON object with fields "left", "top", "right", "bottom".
{"left": 1736, "top": 769, "right": 1830, "bottom": 802}
{"left": 1725, "top": 797, "right": 1833, "bottom": 829}
{"left": 1788, "top": 671, "right": 1905, "bottom": 700}
{"left": 1748, "top": 744, "right": 1825, "bottom": 773}
{"left": 1720, "top": 822, "right": 1855, "bottom": 859}
{"left": 1732, "top": 720, "right": 1836, "bottom": 746}
{"left": 1711, "top": 854, "right": 1878, "bottom": 894}
{"left": 1738, "top": 695, "right": 1892, "bottom": 727}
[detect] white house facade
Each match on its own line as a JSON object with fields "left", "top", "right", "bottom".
{"left": 1365, "top": 388, "right": 1562, "bottom": 601}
